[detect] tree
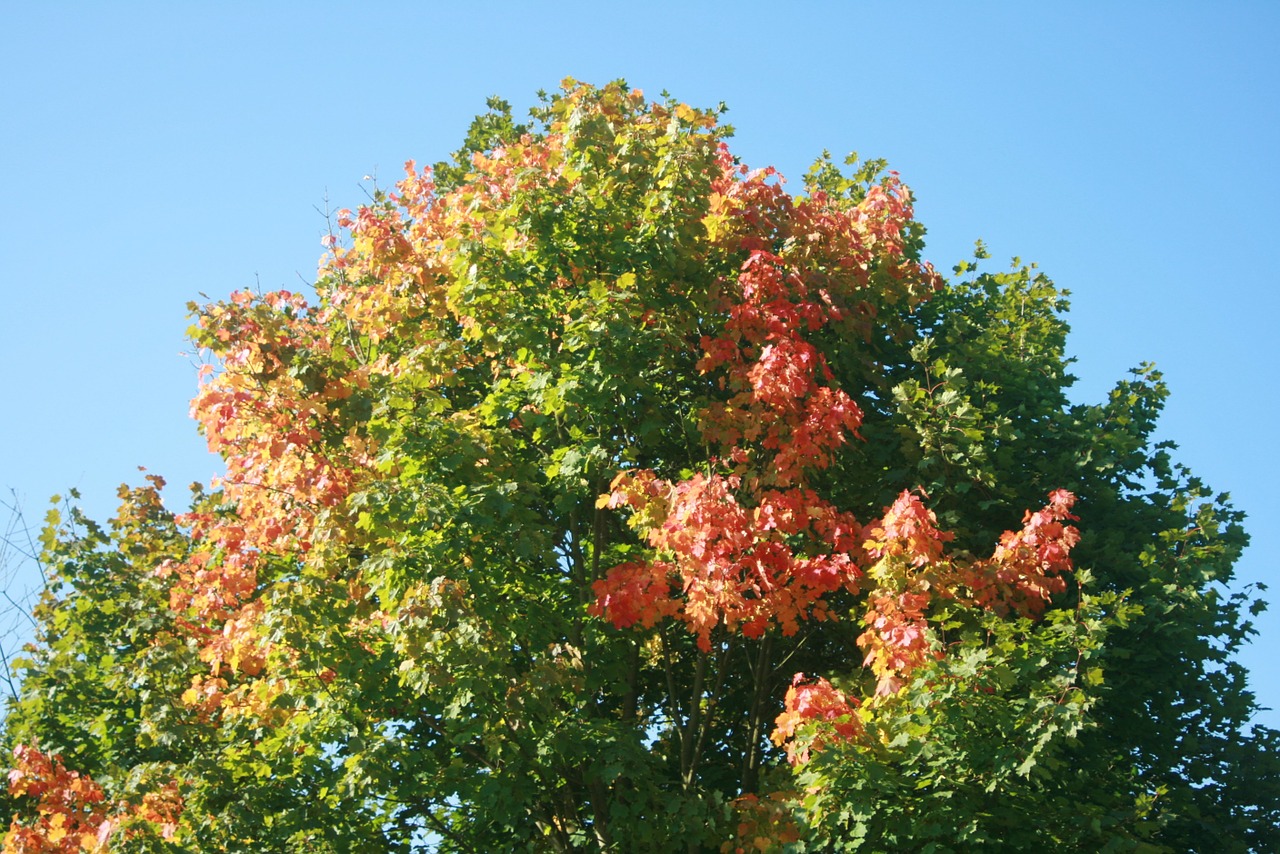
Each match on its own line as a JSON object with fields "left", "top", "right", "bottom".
{"left": 4, "top": 79, "right": 1277, "bottom": 852}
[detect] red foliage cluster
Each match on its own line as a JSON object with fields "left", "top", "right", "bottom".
{"left": 853, "top": 490, "right": 1082, "bottom": 698}
{"left": 590, "top": 138, "right": 1082, "bottom": 728}
{"left": 592, "top": 145, "right": 945, "bottom": 653}
{"left": 591, "top": 561, "right": 680, "bottom": 630}
{"left": 862, "top": 489, "right": 955, "bottom": 568}
{"left": 771, "top": 674, "right": 864, "bottom": 765}
{"left": 959, "top": 488, "right": 1081, "bottom": 618}
{"left": 695, "top": 144, "right": 940, "bottom": 487}
{"left": 855, "top": 490, "right": 954, "bottom": 694}
{"left": 591, "top": 472, "right": 862, "bottom": 650}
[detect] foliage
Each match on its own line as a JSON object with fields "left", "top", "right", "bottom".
{"left": 4, "top": 80, "right": 1277, "bottom": 852}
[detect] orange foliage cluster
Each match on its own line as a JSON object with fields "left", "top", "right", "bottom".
{"left": 720, "top": 791, "right": 803, "bottom": 853}
{"left": 155, "top": 512, "right": 270, "bottom": 718}
{"left": 191, "top": 290, "right": 370, "bottom": 551}
{"left": 857, "top": 590, "right": 937, "bottom": 697}
{"left": 855, "top": 489, "right": 1081, "bottom": 698}
{"left": 595, "top": 476, "right": 1082, "bottom": 764}
{"left": 161, "top": 93, "right": 598, "bottom": 727}
{"left": 4, "top": 746, "right": 180, "bottom": 853}
{"left": 174, "top": 287, "right": 380, "bottom": 716}
{"left": 5, "top": 745, "right": 108, "bottom": 853}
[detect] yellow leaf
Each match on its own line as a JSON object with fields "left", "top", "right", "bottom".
{"left": 47, "top": 812, "right": 67, "bottom": 842}
{"left": 702, "top": 213, "right": 725, "bottom": 242}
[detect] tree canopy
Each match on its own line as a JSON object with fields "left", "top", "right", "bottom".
{"left": 4, "top": 79, "right": 1277, "bottom": 852}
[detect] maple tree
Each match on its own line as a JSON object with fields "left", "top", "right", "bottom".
{"left": 4, "top": 80, "right": 1279, "bottom": 851}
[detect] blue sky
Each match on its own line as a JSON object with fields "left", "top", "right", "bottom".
{"left": 2, "top": 2, "right": 1277, "bottom": 725}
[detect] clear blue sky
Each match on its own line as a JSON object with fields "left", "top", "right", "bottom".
{"left": 3, "top": 2, "right": 1277, "bottom": 726}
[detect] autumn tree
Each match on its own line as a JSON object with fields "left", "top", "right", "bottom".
{"left": 4, "top": 80, "right": 1278, "bottom": 852}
